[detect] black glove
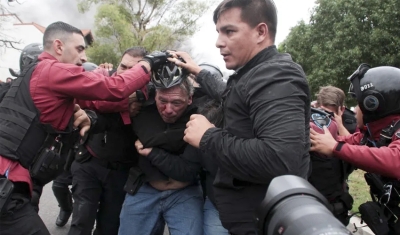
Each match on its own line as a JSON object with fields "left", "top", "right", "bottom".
{"left": 140, "top": 51, "right": 169, "bottom": 70}
{"left": 84, "top": 109, "right": 97, "bottom": 133}
{"left": 31, "top": 190, "right": 40, "bottom": 213}
{"left": 31, "top": 179, "right": 44, "bottom": 213}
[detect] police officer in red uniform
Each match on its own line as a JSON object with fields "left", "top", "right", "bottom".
{"left": 310, "top": 64, "right": 400, "bottom": 234}
{"left": 0, "top": 21, "right": 167, "bottom": 235}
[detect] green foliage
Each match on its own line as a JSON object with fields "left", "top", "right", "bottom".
{"left": 348, "top": 170, "right": 370, "bottom": 213}
{"left": 77, "top": 0, "right": 212, "bottom": 65}
{"left": 279, "top": 0, "right": 400, "bottom": 104}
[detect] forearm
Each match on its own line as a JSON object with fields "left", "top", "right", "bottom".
{"left": 337, "top": 122, "right": 351, "bottom": 136}
{"left": 201, "top": 128, "right": 304, "bottom": 184}
{"left": 77, "top": 99, "right": 129, "bottom": 113}
{"left": 336, "top": 132, "right": 363, "bottom": 145}
{"left": 51, "top": 63, "right": 149, "bottom": 101}
{"left": 196, "top": 70, "right": 226, "bottom": 102}
{"left": 334, "top": 142, "right": 400, "bottom": 179}
{"left": 147, "top": 148, "right": 201, "bottom": 182}
{"left": 201, "top": 92, "right": 309, "bottom": 183}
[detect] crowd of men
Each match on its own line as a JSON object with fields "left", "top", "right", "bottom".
{"left": 1, "top": 0, "right": 400, "bottom": 235}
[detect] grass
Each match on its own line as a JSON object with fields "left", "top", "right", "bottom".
{"left": 348, "top": 169, "right": 371, "bottom": 213}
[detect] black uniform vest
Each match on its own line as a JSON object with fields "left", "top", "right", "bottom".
{"left": 362, "top": 120, "right": 400, "bottom": 203}
{"left": 0, "top": 64, "right": 73, "bottom": 169}
{"left": 86, "top": 112, "right": 138, "bottom": 164}
{"left": 308, "top": 108, "right": 346, "bottom": 200}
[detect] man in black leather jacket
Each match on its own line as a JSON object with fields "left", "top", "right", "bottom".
{"left": 169, "top": 0, "right": 311, "bottom": 234}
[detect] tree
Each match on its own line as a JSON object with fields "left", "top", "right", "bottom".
{"left": 0, "top": 1, "right": 22, "bottom": 51}
{"left": 77, "top": 0, "right": 213, "bottom": 65}
{"left": 279, "top": 0, "right": 400, "bottom": 103}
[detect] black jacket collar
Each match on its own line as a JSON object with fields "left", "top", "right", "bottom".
{"left": 234, "top": 45, "right": 278, "bottom": 78}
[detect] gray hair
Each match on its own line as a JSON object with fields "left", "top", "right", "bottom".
{"left": 156, "top": 77, "right": 194, "bottom": 98}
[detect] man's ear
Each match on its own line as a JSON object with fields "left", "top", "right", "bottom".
{"left": 188, "top": 96, "right": 193, "bottom": 105}
{"left": 255, "top": 23, "right": 268, "bottom": 44}
{"left": 53, "top": 39, "right": 63, "bottom": 56}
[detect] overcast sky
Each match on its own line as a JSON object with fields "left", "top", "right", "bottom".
{"left": 191, "top": 0, "right": 317, "bottom": 71}
{"left": 4, "top": 0, "right": 317, "bottom": 72}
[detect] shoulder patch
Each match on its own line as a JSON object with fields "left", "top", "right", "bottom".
{"left": 311, "top": 113, "right": 331, "bottom": 129}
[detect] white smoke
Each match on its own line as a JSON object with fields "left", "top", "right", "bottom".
{"left": 5, "top": 0, "right": 96, "bottom": 30}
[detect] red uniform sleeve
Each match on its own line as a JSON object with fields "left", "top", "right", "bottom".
{"left": 77, "top": 99, "right": 129, "bottom": 113}
{"left": 336, "top": 132, "right": 363, "bottom": 145}
{"left": 48, "top": 62, "right": 150, "bottom": 101}
{"left": 333, "top": 135, "right": 400, "bottom": 179}
{"left": 76, "top": 68, "right": 131, "bottom": 123}
{"left": 76, "top": 99, "right": 131, "bottom": 125}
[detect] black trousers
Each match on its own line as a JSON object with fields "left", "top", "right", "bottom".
{"left": 68, "top": 156, "right": 130, "bottom": 235}
{"left": 0, "top": 193, "right": 50, "bottom": 235}
{"left": 53, "top": 169, "right": 73, "bottom": 185}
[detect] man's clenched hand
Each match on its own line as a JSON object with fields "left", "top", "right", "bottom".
{"left": 184, "top": 114, "right": 215, "bottom": 148}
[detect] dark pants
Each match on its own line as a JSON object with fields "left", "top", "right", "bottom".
{"left": 68, "top": 156, "right": 130, "bottom": 235}
{"left": 0, "top": 193, "right": 50, "bottom": 235}
{"left": 52, "top": 169, "right": 73, "bottom": 213}
{"left": 388, "top": 206, "right": 400, "bottom": 235}
{"left": 54, "top": 169, "right": 73, "bottom": 185}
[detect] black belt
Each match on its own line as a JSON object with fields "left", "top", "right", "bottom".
{"left": 0, "top": 175, "right": 30, "bottom": 196}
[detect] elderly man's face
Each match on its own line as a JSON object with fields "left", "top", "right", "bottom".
{"left": 155, "top": 85, "right": 192, "bottom": 123}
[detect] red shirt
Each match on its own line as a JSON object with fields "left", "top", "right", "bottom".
{"left": 0, "top": 52, "right": 150, "bottom": 190}
{"left": 77, "top": 99, "right": 131, "bottom": 124}
{"left": 334, "top": 115, "right": 400, "bottom": 179}
{"left": 76, "top": 69, "right": 149, "bottom": 125}
{"left": 76, "top": 69, "right": 131, "bottom": 124}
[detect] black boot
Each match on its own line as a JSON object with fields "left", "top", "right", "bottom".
{"left": 52, "top": 182, "right": 73, "bottom": 227}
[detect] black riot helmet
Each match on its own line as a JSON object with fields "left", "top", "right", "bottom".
{"left": 19, "top": 43, "right": 43, "bottom": 72}
{"left": 82, "top": 62, "right": 98, "bottom": 72}
{"left": 151, "top": 61, "right": 189, "bottom": 89}
{"left": 199, "top": 63, "right": 223, "bottom": 80}
{"left": 348, "top": 64, "right": 400, "bottom": 123}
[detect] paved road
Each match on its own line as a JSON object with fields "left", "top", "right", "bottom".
{"left": 38, "top": 184, "right": 70, "bottom": 235}
{"left": 38, "top": 183, "right": 170, "bottom": 235}
{"left": 347, "top": 217, "right": 374, "bottom": 235}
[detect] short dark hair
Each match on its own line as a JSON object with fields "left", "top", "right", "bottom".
{"left": 122, "top": 46, "right": 148, "bottom": 58}
{"left": 213, "top": 0, "right": 277, "bottom": 42}
{"left": 43, "top": 21, "right": 84, "bottom": 49}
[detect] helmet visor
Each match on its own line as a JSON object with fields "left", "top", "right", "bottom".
{"left": 347, "top": 63, "right": 371, "bottom": 99}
